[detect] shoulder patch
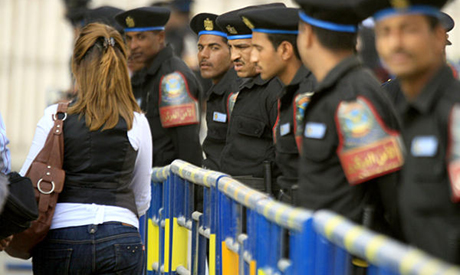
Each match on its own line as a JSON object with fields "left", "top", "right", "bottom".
{"left": 336, "top": 96, "right": 404, "bottom": 185}
{"left": 294, "top": 92, "right": 312, "bottom": 152}
{"left": 159, "top": 71, "right": 199, "bottom": 128}
{"left": 448, "top": 104, "right": 460, "bottom": 202}
{"left": 227, "top": 92, "right": 239, "bottom": 118}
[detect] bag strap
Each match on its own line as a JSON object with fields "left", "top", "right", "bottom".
{"left": 30, "top": 102, "right": 70, "bottom": 168}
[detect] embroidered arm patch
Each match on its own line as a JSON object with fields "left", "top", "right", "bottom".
{"left": 294, "top": 92, "right": 312, "bottom": 153}
{"left": 447, "top": 104, "right": 460, "bottom": 202}
{"left": 159, "top": 71, "right": 199, "bottom": 128}
{"left": 335, "top": 96, "right": 404, "bottom": 185}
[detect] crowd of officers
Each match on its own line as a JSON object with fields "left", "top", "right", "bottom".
{"left": 72, "top": 0, "right": 460, "bottom": 266}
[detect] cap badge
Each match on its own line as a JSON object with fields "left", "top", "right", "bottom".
{"left": 390, "top": 0, "right": 409, "bottom": 9}
{"left": 126, "top": 16, "right": 135, "bottom": 28}
{"left": 226, "top": 25, "right": 238, "bottom": 35}
{"left": 242, "top": 16, "right": 254, "bottom": 29}
{"left": 204, "top": 18, "right": 214, "bottom": 31}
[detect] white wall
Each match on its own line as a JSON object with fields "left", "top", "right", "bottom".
{"left": 1, "top": 0, "right": 459, "bottom": 171}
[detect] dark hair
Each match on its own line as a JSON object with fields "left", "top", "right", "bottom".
{"left": 266, "top": 33, "right": 300, "bottom": 60}
{"left": 311, "top": 25, "right": 357, "bottom": 51}
{"left": 71, "top": 23, "right": 141, "bottom": 131}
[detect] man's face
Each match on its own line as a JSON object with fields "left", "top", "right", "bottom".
{"left": 250, "top": 32, "right": 283, "bottom": 80}
{"left": 197, "top": 34, "right": 232, "bottom": 83}
{"left": 125, "top": 31, "right": 164, "bottom": 66}
{"left": 375, "top": 14, "right": 445, "bottom": 79}
{"left": 297, "top": 22, "right": 311, "bottom": 69}
{"left": 228, "top": 38, "right": 258, "bottom": 78}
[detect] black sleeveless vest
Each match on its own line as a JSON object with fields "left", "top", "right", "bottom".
{"left": 58, "top": 113, "right": 139, "bottom": 216}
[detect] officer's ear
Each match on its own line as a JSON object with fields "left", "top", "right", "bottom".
{"left": 157, "top": 30, "right": 166, "bottom": 45}
{"left": 277, "top": 41, "right": 295, "bottom": 61}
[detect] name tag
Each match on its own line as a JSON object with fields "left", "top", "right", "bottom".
{"left": 411, "top": 136, "right": 438, "bottom": 157}
{"left": 280, "top": 123, "right": 290, "bottom": 136}
{"left": 213, "top": 112, "right": 227, "bottom": 123}
{"left": 304, "top": 122, "right": 326, "bottom": 139}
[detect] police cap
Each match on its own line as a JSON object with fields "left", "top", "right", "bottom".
{"left": 295, "top": 0, "right": 371, "bottom": 33}
{"left": 238, "top": 7, "right": 300, "bottom": 35}
{"left": 84, "top": 6, "right": 124, "bottom": 33}
{"left": 190, "top": 13, "right": 227, "bottom": 38}
{"left": 441, "top": 12, "right": 454, "bottom": 32}
{"left": 355, "top": 0, "right": 449, "bottom": 22}
{"left": 216, "top": 3, "right": 287, "bottom": 40}
{"left": 115, "top": 7, "right": 170, "bottom": 32}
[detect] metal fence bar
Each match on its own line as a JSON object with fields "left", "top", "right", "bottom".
{"left": 313, "top": 210, "right": 460, "bottom": 275}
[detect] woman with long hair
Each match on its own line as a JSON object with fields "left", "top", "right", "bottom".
{"left": 20, "top": 23, "right": 152, "bottom": 274}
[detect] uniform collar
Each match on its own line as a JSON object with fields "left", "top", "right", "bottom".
{"left": 146, "top": 45, "right": 174, "bottom": 76}
{"left": 315, "top": 55, "right": 361, "bottom": 93}
{"left": 241, "top": 74, "right": 271, "bottom": 90}
{"left": 208, "top": 68, "right": 238, "bottom": 97}
{"left": 406, "top": 65, "right": 454, "bottom": 114}
{"left": 288, "top": 65, "right": 312, "bottom": 87}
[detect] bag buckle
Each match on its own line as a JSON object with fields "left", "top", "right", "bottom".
{"left": 52, "top": 113, "right": 67, "bottom": 121}
{"left": 37, "top": 178, "right": 55, "bottom": 195}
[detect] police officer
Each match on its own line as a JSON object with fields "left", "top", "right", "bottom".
{"left": 237, "top": 7, "right": 316, "bottom": 204}
{"left": 295, "top": 0, "right": 403, "bottom": 234}
{"left": 190, "top": 13, "right": 239, "bottom": 171}
{"left": 115, "top": 7, "right": 203, "bottom": 167}
{"left": 366, "top": 0, "right": 460, "bottom": 264}
{"left": 215, "top": 8, "right": 284, "bottom": 191}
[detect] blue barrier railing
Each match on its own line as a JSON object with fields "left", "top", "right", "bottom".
{"left": 145, "top": 160, "right": 460, "bottom": 275}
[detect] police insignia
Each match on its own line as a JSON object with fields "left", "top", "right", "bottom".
{"left": 204, "top": 18, "right": 214, "bottom": 31}
{"left": 411, "top": 136, "right": 438, "bottom": 157}
{"left": 159, "top": 72, "right": 199, "bottom": 128}
{"left": 126, "top": 16, "right": 135, "bottom": 28}
{"left": 213, "top": 112, "right": 227, "bottom": 123}
{"left": 242, "top": 16, "right": 254, "bottom": 29}
{"left": 226, "top": 25, "right": 238, "bottom": 35}
{"left": 390, "top": 0, "right": 409, "bottom": 9}
{"left": 227, "top": 92, "right": 239, "bottom": 118}
{"left": 293, "top": 92, "right": 312, "bottom": 153}
{"left": 447, "top": 105, "right": 460, "bottom": 202}
{"left": 336, "top": 97, "right": 404, "bottom": 185}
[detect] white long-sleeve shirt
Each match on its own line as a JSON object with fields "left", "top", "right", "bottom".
{"left": 20, "top": 104, "right": 152, "bottom": 229}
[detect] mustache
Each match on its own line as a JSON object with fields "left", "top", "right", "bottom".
{"left": 200, "top": 60, "right": 213, "bottom": 67}
{"left": 233, "top": 59, "right": 245, "bottom": 65}
{"left": 388, "top": 48, "right": 413, "bottom": 58}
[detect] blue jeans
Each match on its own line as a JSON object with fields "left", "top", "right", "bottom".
{"left": 32, "top": 222, "right": 145, "bottom": 275}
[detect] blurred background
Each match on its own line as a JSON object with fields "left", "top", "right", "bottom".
{"left": 0, "top": 0, "right": 459, "bottom": 273}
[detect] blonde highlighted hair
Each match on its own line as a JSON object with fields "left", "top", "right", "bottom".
{"left": 70, "top": 23, "right": 141, "bottom": 131}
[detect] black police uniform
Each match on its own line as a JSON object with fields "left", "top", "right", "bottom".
{"left": 295, "top": 0, "right": 404, "bottom": 231}
{"left": 298, "top": 56, "right": 403, "bottom": 224}
{"left": 220, "top": 76, "right": 282, "bottom": 190}
{"left": 116, "top": 8, "right": 203, "bottom": 167}
{"left": 190, "top": 13, "right": 241, "bottom": 171}
{"left": 202, "top": 68, "right": 240, "bottom": 170}
{"left": 385, "top": 66, "right": 460, "bottom": 263}
{"left": 274, "top": 66, "right": 315, "bottom": 203}
{"left": 131, "top": 46, "right": 202, "bottom": 167}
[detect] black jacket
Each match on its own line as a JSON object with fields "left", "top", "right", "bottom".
{"left": 384, "top": 65, "right": 460, "bottom": 264}
{"left": 274, "top": 66, "right": 315, "bottom": 194}
{"left": 220, "top": 75, "right": 282, "bottom": 179}
{"left": 202, "top": 68, "right": 241, "bottom": 170}
{"left": 299, "top": 56, "right": 402, "bottom": 231}
{"left": 131, "top": 45, "right": 203, "bottom": 167}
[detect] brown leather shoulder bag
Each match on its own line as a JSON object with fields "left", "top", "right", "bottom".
{"left": 6, "top": 102, "right": 69, "bottom": 259}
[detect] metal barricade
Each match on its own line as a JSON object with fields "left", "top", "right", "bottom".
{"left": 146, "top": 160, "right": 460, "bottom": 275}
{"left": 313, "top": 210, "right": 460, "bottom": 275}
